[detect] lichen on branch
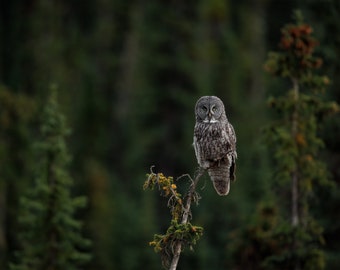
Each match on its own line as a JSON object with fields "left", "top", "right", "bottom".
{"left": 143, "top": 167, "right": 204, "bottom": 269}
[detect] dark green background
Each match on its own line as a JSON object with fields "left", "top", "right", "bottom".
{"left": 1, "top": 0, "right": 339, "bottom": 269}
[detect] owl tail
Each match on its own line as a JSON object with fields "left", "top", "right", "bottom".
{"left": 208, "top": 164, "right": 230, "bottom": 196}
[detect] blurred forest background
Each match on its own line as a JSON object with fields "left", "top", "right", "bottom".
{"left": 1, "top": 0, "right": 340, "bottom": 269}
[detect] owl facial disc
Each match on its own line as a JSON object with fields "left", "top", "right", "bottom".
{"left": 203, "top": 105, "right": 219, "bottom": 123}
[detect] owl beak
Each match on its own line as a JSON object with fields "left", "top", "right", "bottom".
{"left": 207, "top": 110, "right": 219, "bottom": 123}
{"left": 207, "top": 112, "right": 217, "bottom": 123}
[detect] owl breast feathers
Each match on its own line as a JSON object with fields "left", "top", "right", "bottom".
{"left": 193, "top": 96, "right": 237, "bottom": 196}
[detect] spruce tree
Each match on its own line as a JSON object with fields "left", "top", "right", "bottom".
{"left": 263, "top": 11, "right": 339, "bottom": 269}
{"left": 230, "top": 10, "right": 339, "bottom": 270}
{"left": 10, "top": 88, "right": 91, "bottom": 270}
{"left": 0, "top": 85, "right": 36, "bottom": 270}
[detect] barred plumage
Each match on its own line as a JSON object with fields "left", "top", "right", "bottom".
{"left": 193, "top": 96, "right": 237, "bottom": 196}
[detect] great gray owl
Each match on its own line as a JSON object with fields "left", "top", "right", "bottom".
{"left": 193, "top": 96, "right": 237, "bottom": 196}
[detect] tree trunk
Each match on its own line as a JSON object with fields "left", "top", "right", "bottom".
{"left": 291, "top": 78, "right": 299, "bottom": 228}
{"left": 169, "top": 168, "right": 204, "bottom": 270}
{"left": 291, "top": 78, "right": 300, "bottom": 270}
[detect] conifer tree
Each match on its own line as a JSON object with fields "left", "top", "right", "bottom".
{"left": 10, "top": 88, "right": 91, "bottom": 270}
{"left": 143, "top": 167, "right": 204, "bottom": 270}
{"left": 263, "top": 11, "right": 339, "bottom": 269}
{"left": 0, "top": 85, "right": 36, "bottom": 270}
{"left": 230, "top": 10, "right": 339, "bottom": 270}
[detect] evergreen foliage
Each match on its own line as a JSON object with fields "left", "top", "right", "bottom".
{"left": 230, "top": 10, "right": 339, "bottom": 270}
{"left": 0, "top": 85, "right": 36, "bottom": 270}
{"left": 143, "top": 168, "right": 204, "bottom": 269}
{"left": 1, "top": 1, "right": 340, "bottom": 269}
{"left": 230, "top": 203, "right": 326, "bottom": 270}
{"left": 10, "top": 88, "right": 91, "bottom": 270}
{"left": 262, "top": 11, "right": 339, "bottom": 269}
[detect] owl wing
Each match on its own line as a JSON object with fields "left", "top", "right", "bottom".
{"left": 193, "top": 134, "right": 200, "bottom": 165}
{"left": 193, "top": 128, "right": 209, "bottom": 169}
{"left": 226, "top": 122, "right": 237, "bottom": 181}
{"left": 209, "top": 121, "right": 237, "bottom": 196}
{"left": 194, "top": 121, "right": 237, "bottom": 195}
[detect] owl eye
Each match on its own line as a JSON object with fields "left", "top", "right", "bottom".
{"left": 201, "top": 106, "right": 208, "bottom": 112}
{"left": 211, "top": 106, "right": 217, "bottom": 112}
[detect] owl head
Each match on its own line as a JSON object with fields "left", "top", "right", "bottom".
{"left": 195, "top": 96, "right": 226, "bottom": 123}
